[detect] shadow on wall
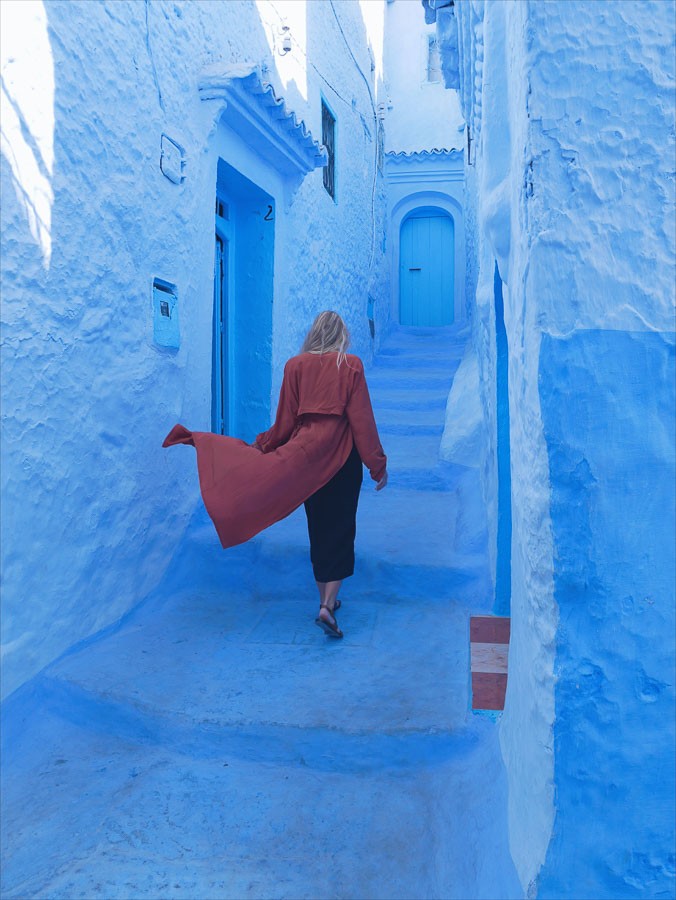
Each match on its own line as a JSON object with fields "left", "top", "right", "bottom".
{"left": 494, "top": 262, "right": 511, "bottom": 616}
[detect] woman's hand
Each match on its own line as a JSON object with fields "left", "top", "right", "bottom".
{"left": 375, "top": 470, "right": 388, "bottom": 492}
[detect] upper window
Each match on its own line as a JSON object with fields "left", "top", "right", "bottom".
{"left": 321, "top": 99, "right": 336, "bottom": 200}
{"left": 426, "top": 34, "right": 442, "bottom": 84}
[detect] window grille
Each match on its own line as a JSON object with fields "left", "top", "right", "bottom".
{"left": 427, "top": 34, "right": 442, "bottom": 83}
{"left": 322, "top": 99, "right": 336, "bottom": 199}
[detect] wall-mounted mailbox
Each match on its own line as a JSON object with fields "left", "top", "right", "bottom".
{"left": 153, "top": 278, "right": 179, "bottom": 349}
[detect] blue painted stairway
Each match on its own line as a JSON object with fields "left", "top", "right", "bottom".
{"left": 1, "top": 326, "right": 522, "bottom": 900}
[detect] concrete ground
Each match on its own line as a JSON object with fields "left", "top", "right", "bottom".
{"left": 1, "top": 326, "right": 523, "bottom": 899}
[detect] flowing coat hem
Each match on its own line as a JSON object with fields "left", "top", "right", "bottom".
{"left": 163, "top": 419, "right": 355, "bottom": 549}
{"left": 162, "top": 352, "right": 386, "bottom": 549}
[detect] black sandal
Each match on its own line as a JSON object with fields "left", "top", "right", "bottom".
{"left": 315, "top": 604, "right": 343, "bottom": 639}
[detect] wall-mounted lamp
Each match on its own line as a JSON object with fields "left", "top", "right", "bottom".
{"left": 377, "top": 100, "right": 393, "bottom": 120}
{"left": 278, "top": 25, "right": 292, "bottom": 55}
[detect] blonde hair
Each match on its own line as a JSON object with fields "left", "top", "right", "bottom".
{"left": 301, "top": 311, "right": 350, "bottom": 366}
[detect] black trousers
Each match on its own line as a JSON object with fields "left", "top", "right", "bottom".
{"left": 304, "top": 443, "right": 363, "bottom": 582}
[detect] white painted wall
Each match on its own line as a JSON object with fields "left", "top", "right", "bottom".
{"left": 0, "top": 0, "right": 388, "bottom": 699}
{"left": 383, "top": 0, "right": 464, "bottom": 154}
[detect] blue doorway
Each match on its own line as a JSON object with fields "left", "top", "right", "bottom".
{"left": 399, "top": 207, "right": 454, "bottom": 326}
{"left": 212, "top": 160, "right": 274, "bottom": 441}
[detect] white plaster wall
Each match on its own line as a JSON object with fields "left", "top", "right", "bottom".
{"left": 439, "top": 342, "right": 483, "bottom": 466}
{"left": 526, "top": 3, "right": 674, "bottom": 336}
{"left": 261, "top": 0, "right": 391, "bottom": 377}
{"left": 0, "top": 0, "right": 387, "bottom": 699}
{"left": 383, "top": 0, "right": 464, "bottom": 154}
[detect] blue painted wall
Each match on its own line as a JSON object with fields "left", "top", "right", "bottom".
{"left": 440, "top": 0, "right": 676, "bottom": 890}
{"left": 0, "top": 0, "right": 388, "bottom": 699}
{"left": 538, "top": 330, "right": 676, "bottom": 899}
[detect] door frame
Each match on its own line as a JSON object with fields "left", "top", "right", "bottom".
{"left": 213, "top": 196, "right": 235, "bottom": 434}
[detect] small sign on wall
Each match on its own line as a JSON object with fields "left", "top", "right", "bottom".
{"left": 160, "top": 134, "right": 185, "bottom": 184}
{"left": 153, "top": 278, "right": 179, "bottom": 349}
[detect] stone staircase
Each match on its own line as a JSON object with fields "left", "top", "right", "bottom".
{"left": 0, "top": 326, "right": 522, "bottom": 900}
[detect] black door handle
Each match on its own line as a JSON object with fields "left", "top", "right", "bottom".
{"left": 409, "top": 267, "right": 422, "bottom": 271}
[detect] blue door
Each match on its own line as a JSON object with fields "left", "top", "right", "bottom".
{"left": 399, "top": 209, "right": 454, "bottom": 326}
{"left": 213, "top": 160, "right": 275, "bottom": 442}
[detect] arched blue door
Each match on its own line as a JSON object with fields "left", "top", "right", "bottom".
{"left": 399, "top": 208, "right": 454, "bottom": 326}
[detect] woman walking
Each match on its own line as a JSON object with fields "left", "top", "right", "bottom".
{"left": 163, "top": 311, "right": 387, "bottom": 639}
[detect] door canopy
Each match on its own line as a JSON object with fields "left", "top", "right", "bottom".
{"left": 199, "top": 64, "right": 327, "bottom": 207}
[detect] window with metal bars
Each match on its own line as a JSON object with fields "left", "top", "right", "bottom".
{"left": 426, "top": 34, "right": 442, "bottom": 83}
{"left": 321, "top": 99, "right": 336, "bottom": 200}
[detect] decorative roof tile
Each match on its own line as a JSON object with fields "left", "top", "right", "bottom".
{"left": 385, "top": 148, "right": 464, "bottom": 161}
{"left": 199, "top": 64, "right": 327, "bottom": 205}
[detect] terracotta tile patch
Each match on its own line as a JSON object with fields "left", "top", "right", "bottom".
{"left": 471, "top": 672, "right": 508, "bottom": 710}
{"left": 470, "top": 616, "right": 510, "bottom": 711}
{"left": 470, "top": 615, "right": 511, "bottom": 644}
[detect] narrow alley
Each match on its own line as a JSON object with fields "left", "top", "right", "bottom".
{"left": 1, "top": 326, "right": 521, "bottom": 899}
{"left": 3, "top": 1, "right": 674, "bottom": 897}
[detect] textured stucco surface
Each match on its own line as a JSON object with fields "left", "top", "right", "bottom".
{"left": 436, "top": 0, "right": 675, "bottom": 896}
{"left": 526, "top": 2, "right": 676, "bottom": 896}
{"left": 0, "top": 0, "right": 388, "bottom": 698}
{"left": 526, "top": 0, "right": 675, "bottom": 336}
{"left": 538, "top": 330, "right": 675, "bottom": 899}
{"left": 440, "top": 342, "right": 482, "bottom": 468}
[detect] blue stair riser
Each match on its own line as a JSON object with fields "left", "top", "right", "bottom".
{"left": 379, "top": 424, "right": 444, "bottom": 437}
{"left": 367, "top": 374, "right": 455, "bottom": 392}
{"left": 373, "top": 394, "right": 449, "bottom": 411}
{"left": 373, "top": 352, "right": 465, "bottom": 368}
{"left": 181, "top": 530, "right": 488, "bottom": 602}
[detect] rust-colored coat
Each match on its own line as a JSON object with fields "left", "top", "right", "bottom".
{"left": 162, "top": 352, "right": 387, "bottom": 549}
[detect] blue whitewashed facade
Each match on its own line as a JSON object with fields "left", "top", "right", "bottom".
{"left": 1, "top": 0, "right": 390, "bottom": 697}
{"left": 426, "top": 0, "right": 676, "bottom": 896}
